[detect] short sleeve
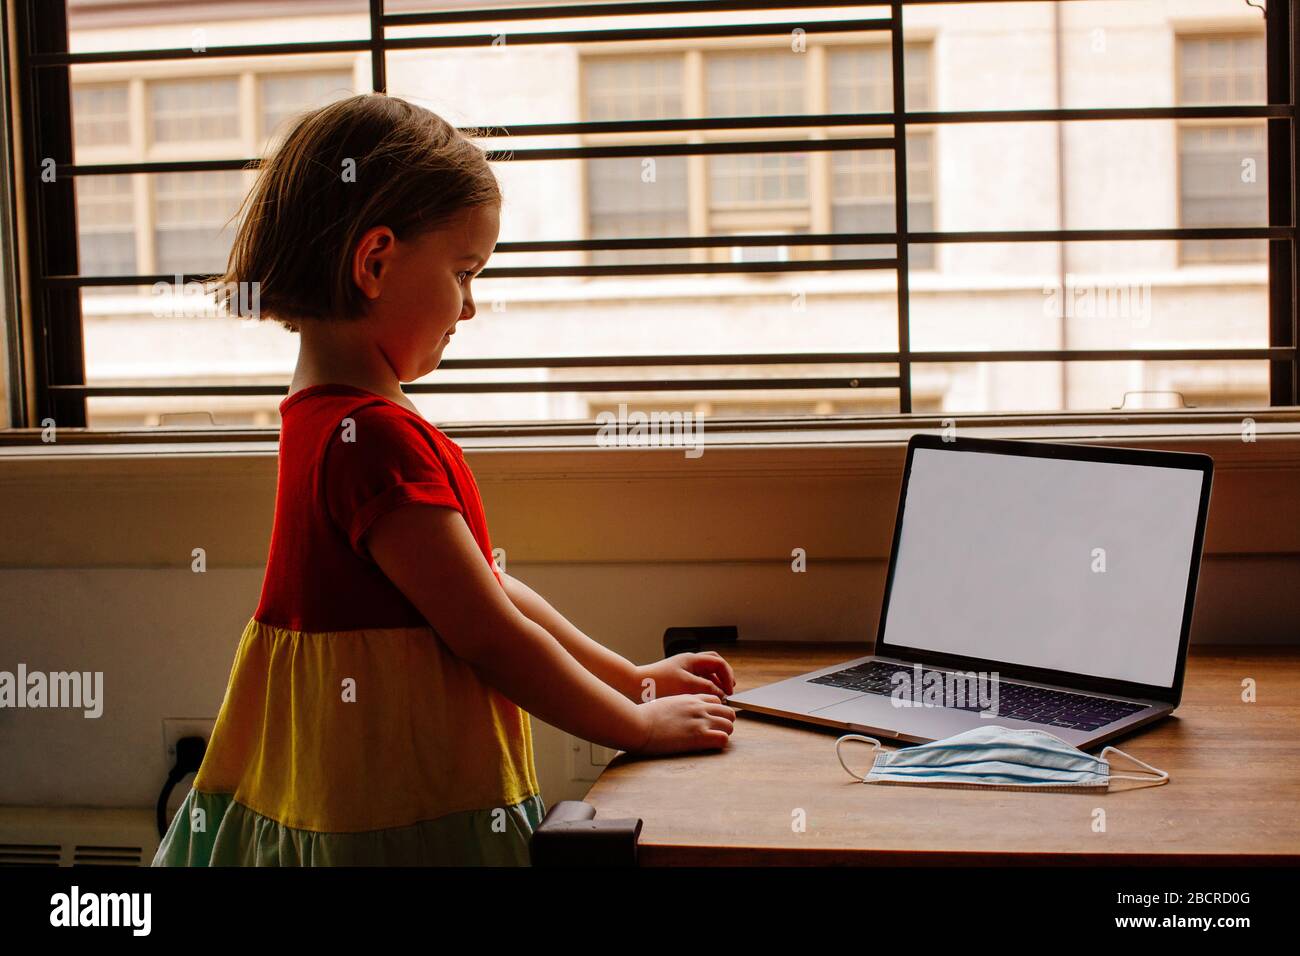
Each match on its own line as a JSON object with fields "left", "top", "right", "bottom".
{"left": 323, "top": 405, "right": 463, "bottom": 560}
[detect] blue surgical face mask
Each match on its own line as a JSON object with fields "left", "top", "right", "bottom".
{"left": 835, "top": 724, "right": 1168, "bottom": 792}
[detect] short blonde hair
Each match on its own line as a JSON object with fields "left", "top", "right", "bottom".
{"left": 216, "top": 93, "right": 500, "bottom": 331}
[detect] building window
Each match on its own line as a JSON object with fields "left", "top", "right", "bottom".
{"left": 585, "top": 55, "right": 683, "bottom": 123}
{"left": 705, "top": 50, "right": 805, "bottom": 117}
{"left": 72, "top": 83, "right": 130, "bottom": 149}
{"left": 148, "top": 76, "right": 240, "bottom": 143}
{"left": 75, "top": 174, "right": 137, "bottom": 276}
{"left": 153, "top": 170, "right": 247, "bottom": 275}
{"left": 583, "top": 56, "right": 689, "bottom": 266}
{"left": 70, "top": 67, "right": 356, "bottom": 279}
{"left": 586, "top": 156, "right": 691, "bottom": 266}
{"left": 259, "top": 70, "right": 355, "bottom": 145}
{"left": 705, "top": 51, "right": 810, "bottom": 237}
{"left": 708, "top": 153, "right": 808, "bottom": 215}
{"left": 828, "top": 43, "right": 929, "bottom": 113}
{"left": 831, "top": 133, "right": 933, "bottom": 266}
{"left": 582, "top": 43, "right": 936, "bottom": 270}
{"left": 1177, "top": 34, "right": 1268, "bottom": 263}
{"left": 828, "top": 44, "right": 934, "bottom": 269}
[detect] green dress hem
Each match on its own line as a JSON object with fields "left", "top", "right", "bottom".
{"left": 152, "top": 788, "right": 547, "bottom": 866}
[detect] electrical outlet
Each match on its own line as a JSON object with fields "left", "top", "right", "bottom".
{"left": 161, "top": 718, "right": 216, "bottom": 766}
{"left": 567, "top": 735, "right": 619, "bottom": 782}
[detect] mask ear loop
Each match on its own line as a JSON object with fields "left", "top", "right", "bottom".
{"left": 835, "top": 734, "right": 883, "bottom": 782}
{"left": 1100, "top": 745, "right": 1170, "bottom": 787}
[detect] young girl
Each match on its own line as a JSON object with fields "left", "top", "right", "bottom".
{"left": 152, "top": 93, "right": 737, "bottom": 867}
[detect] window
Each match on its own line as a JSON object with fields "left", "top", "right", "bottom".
{"left": 831, "top": 134, "right": 933, "bottom": 266}
{"left": 149, "top": 76, "right": 241, "bottom": 143}
{"left": 582, "top": 55, "right": 689, "bottom": 267}
{"left": 586, "top": 155, "right": 691, "bottom": 267}
{"left": 153, "top": 170, "right": 247, "bottom": 276}
{"left": 708, "top": 152, "right": 808, "bottom": 219}
{"left": 828, "top": 45, "right": 934, "bottom": 268}
{"left": 582, "top": 43, "right": 936, "bottom": 269}
{"left": 259, "top": 70, "right": 355, "bottom": 147}
{"left": 706, "top": 50, "right": 805, "bottom": 117}
{"left": 54, "top": 57, "right": 356, "bottom": 426}
{"left": 71, "top": 83, "right": 129, "bottom": 148}
{"left": 75, "top": 174, "right": 137, "bottom": 276}
{"left": 6, "top": 1, "right": 1295, "bottom": 433}
{"left": 585, "top": 55, "right": 683, "bottom": 123}
{"left": 71, "top": 81, "right": 135, "bottom": 294}
{"left": 67, "top": 68, "right": 356, "bottom": 284}
{"left": 1177, "top": 34, "right": 1269, "bottom": 263}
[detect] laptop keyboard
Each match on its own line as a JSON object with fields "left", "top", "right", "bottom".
{"left": 808, "top": 660, "right": 1147, "bottom": 732}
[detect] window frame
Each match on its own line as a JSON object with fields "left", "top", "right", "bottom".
{"left": 2, "top": 0, "right": 1296, "bottom": 435}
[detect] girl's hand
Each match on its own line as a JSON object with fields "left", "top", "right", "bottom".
{"left": 633, "top": 652, "right": 736, "bottom": 702}
{"left": 631, "top": 694, "right": 735, "bottom": 755}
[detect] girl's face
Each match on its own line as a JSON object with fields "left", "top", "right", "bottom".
{"left": 355, "top": 203, "right": 500, "bottom": 381}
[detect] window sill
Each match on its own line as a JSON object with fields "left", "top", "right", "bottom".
{"left": 1, "top": 409, "right": 1298, "bottom": 477}
{"left": 2, "top": 410, "right": 1299, "bottom": 567}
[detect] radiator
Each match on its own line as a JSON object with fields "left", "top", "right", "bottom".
{"left": 0, "top": 807, "right": 158, "bottom": 866}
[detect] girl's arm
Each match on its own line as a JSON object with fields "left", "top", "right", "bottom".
{"left": 497, "top": 571, "right": 641, "bottom": 700}
{"left": 499, "top": 572, "right": 734, "bottom": 701}
{"left": 366, "top": 504, "right": 734, "bottom": 754}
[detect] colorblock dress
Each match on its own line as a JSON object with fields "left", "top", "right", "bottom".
{"left": 153, "top": 383, "right": 544, "bottom": 866}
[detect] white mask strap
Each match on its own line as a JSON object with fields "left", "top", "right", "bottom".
{"left": 835, "top": 734, "right": 883, "bottom": 782}
{"left": 1101, "top": 745, "right": 1170, "bottom": 786}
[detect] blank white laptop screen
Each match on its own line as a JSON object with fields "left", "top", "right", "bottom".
{"left": 882, "top": 446, "right": 1205, "bottom": 689}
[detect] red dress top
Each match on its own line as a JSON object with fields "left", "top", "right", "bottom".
{"left": 255, "top": 383, "right": 503, "bottom": 632}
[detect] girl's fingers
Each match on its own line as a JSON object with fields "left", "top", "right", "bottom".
{"left": 692, "top": 653, "right": 736, "bottom": 693}
{"left": 706, "top": 713, "right": 735, "bottom": 734}
{"left": 694, "top": 675, "right": 725, "bottom": 697}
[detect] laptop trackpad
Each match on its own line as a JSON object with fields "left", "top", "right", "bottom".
{"left": 812, "top": 694, "right": 986, "bottom": 739}
{"left": 730, "top": 678, "right": 864, "bottom": 712}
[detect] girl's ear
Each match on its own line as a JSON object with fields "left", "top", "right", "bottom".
{"left": 352, "top": 225, "right": 396, "bottom": 301}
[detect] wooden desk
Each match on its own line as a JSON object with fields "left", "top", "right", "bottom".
{"left": 583, "top": 643, "right": 1300, "bottom": 865}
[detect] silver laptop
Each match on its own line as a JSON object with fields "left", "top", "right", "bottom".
{"left": 728, "top": 434, "right": 1214, "bottom": 749}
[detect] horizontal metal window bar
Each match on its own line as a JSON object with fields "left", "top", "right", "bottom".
{"left": 32, "top": 18, "right": 890, "bottom": 67}
{"left": 380, "top": 0, "right": 1131, "bottom": 29}
{"left": 384, "top": 19, "right": 893, "bottom": 51}
{"left": 453, "top": 347, "right": 1297, "bottom": 367}
{"left": 14, "top": 402, "right": 1298, "bottom": 448}
{"left": 51, "top": 107, "right": 1294, "bottom": 166}
{"left": 43, "top": 258, "right": 899, "bottom": 289}
{"left": 906, "top": 105, "right": 1293, "bottom": 123}
{"left": 909, "top": 227, "right": 1295, "bottom": 243}
{"left": 58, "top": 137, "right": 895, "bottom": 179}
{"left": 436, "top": 348, "right": 1299, "bottom": 369}
{"left": 914, "top": 348, "right": 1296, "bottom": 362}
{"left": 376, "top": 258, "right": 900, "bottom": 278}
{"left": 63, "top": 159, "right": 259, "bottom": 176}
{"left": 31, "top": 39, "right": 373, "bottom": 67}
{"left": 45, "top": 349, "right": 1294, "bottom": 396}
{"left": 479, "top": 136, "right": 893, "bottom": 162}
{"left": 5, "top": 406, "right": 1293, "bottom": 448}
{"left": 57, "top": 103, "right": 1293, "bottom": 178}
{"left": 46, "top": 221, "right": 1297, "bottom": 287}
{"left": 49, "top": 377, "right": 904, "bottom": 397}
{"left": 481, "top": 228, "right": 1292, "bottom": 250}
{"left": 383, "top": 0, "right": 889, "bottom": 28}
{"left": 474, "top": 114, "right": 914, "bottom": 136}
{"left": 467, "top": 105, "right": 1293, "bottom": 138}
